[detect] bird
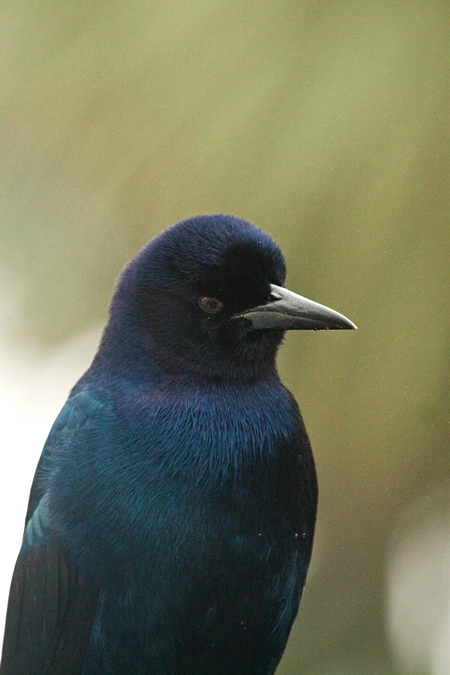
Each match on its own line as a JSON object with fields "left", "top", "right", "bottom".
{"left": 0, "top": 214, "right": 356, "bottom": 675}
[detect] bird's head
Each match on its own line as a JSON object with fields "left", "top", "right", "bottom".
{"left": 103, "top": 215, "right": 356, "bottom": 383}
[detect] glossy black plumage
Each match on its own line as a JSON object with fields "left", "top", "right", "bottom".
{"left": 0, "top": 215, "right": 355, "bottom": 675}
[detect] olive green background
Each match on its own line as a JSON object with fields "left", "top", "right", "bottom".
{"left": 0, "top": 2, "right": 449, "bottom": 673}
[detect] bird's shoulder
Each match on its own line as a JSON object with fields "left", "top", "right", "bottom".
{"left": 24, "top": 385, "right": 111, "bottom": 525}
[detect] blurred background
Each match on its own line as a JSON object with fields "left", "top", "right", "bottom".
{"left": 0, "top": 1, "right": 449, "bottom": 673}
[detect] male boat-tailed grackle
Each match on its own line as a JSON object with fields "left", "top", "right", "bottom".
{"left": 0, "top": 214, "right": 356, "bottom": 675}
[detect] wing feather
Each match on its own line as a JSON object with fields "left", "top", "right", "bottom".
{"left": 1, "top": 390, "right": 104, "bottom": 675}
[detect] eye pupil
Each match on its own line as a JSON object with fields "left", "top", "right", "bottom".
{"left": 199, "top": 297, "right": 223, "bottom": 314}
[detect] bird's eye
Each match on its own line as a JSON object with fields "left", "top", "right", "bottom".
{"left": 199, "top": 297, "right": 223, "bottom": 314}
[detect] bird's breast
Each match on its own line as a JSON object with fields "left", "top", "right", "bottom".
{"left": 124, "top": 376, "right": 302, "bottom": 477}
{"left": 50, "top": 376, "right": 316, "bottom": 586}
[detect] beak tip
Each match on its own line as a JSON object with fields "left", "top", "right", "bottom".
{"left": 322, "top": 315, "right": 357, "bottom": 331}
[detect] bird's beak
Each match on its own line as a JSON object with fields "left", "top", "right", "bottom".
{"left": 231, "top": 284, "right": 357, "bottom": 331}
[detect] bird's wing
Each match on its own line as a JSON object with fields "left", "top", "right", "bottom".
{"left": 24, "top": 388, "right": 104, "bottom": 527}
{"left": 0, "top": 390, "right": 103, "bottom": 675}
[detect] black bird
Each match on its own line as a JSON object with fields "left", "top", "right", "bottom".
{"left": 0, "top": 215, "right": 356, "bottom": 675}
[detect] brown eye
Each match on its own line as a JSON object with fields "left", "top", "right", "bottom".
{"left": 199, "top": 297, "right": 223, "bottom": 314}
